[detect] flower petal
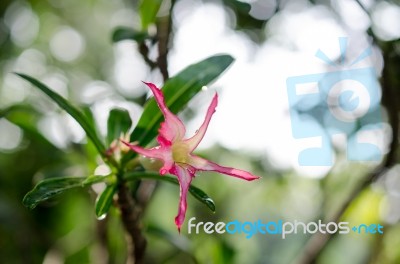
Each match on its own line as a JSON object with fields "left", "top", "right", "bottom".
{"left": 121, "top": 140, "right": 174, "bottom": 174}
{"left": 171, "top": 165, "right": 194, "bottom": 232}
{"left": 156, "top": 134, "right": 172, "bottom": 148}
{"left": 189, "top": 155, "right": 260, "bottom": 181}
{"left": 143, "top": 82, "right": 186, "bottom": 142}
{"left": 185, "top": 93, "right": 218, "bottom": 151}
{"left": 160, "top": 159, "right": 174, "bottom": 175}
{"left": 121, "top": 140, "right": 163, "bottom": 159}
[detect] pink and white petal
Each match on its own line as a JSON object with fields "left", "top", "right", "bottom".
{"left": 157, "top": 133, "right": 172, "bottom": 148}
{"left": 185, "top": 93, "right": 218, "bottom": 152}
{"left": 189, "top": 155, "right": 260, "bottom": 181}
{"left": 121, "top": 140, "right": 167, "bottom": 160}
{"left": 171, "top": 165, "right": 194, "bottom": 232}
{"left": 143, "top": 82, "right": 186, "bottom": 142}
{"left": 122, "top": 140, "right": 175, "bottom": 175}
{"left": 159, "top": 159, "right": 174, "bottom": 175}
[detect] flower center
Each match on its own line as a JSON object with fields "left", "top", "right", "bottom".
{"left": 172, "top": 141, "right": 190, "bottom": 164}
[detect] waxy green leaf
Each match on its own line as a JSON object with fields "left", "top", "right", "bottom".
{"left": 107, "top": 108, "right": 132, "bottom": 145}
{"left": 15, "top": 73, "right": 107, "bottom": 158}
{"left": 112, "top": 27, "right": 149, "bottom": 43}
{"left": 139, "top": 0, "right": 163, "bottom": 29}
{"left": 95, "top": 184, "right": 117, "bottom": 218}
{"left": 23, "top": 175, "right": 111, "bottom": 209}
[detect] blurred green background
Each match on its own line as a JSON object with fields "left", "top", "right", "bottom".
{"left": 1, "top": 0, "right": 400, "bottom": 263}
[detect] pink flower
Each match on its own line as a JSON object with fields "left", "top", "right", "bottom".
{"left": 122, "top": 82, "right": 260, "bottom": 231}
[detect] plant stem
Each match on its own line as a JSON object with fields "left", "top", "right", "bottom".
{"left": 156, "top": 13, "right": 171, "bottom": 80}
{"left": 117, "top": 1, "right": 177, "bottom": 262}
{"left": 117, "top": 180, "right": 147, "bottom": 264}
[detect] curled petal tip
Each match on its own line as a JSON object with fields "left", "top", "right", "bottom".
{"left": 248, "top": 175, "right": 261, "bottom": 181}
{"left": 142, "top": 81, "right": 160, "bottom": 90}
{"left": 175, "top": 217, "right": 182, "bottom": 233}
{"left": 238, "top": 173, "right": 260, "bottom": 181}
{"left": 141, "top": 80, "right": 154, "bottom": 86}
{"left": 233, "top": 174, "right": 260, "bottom": 181}
{"left": 213, "top": 92, "right": 218, "bottom": 100}
{"left": 211, "top": 93, "right": 218, "bottom": 112}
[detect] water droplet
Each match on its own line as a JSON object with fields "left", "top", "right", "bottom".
{"left": 203, "top": 198, "right": 215, "bottom": 211}
{"left": 97, "top": 214, "right": 107, "bottom": 220}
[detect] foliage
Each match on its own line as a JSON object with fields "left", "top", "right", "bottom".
{"left": 1, "top": 0, "right": 400, "bottom": 263}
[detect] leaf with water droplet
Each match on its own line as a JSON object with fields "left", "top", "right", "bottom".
{"left": 23, "top": 175, "right": 110, "bottom": 209}
{"left": 188, "top": 186, "right": 216, "bottom": 212}
{"left": 95, "top": 184, "right": 117, "bottom": 218}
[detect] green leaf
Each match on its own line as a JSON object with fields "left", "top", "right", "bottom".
{"left": 15, "top": 73, "right": 107, "bottom": 159}
{"left": 124, "top": 172, "right": 216, "bottom": 212}
{"left": 23, "top": 175, "right": 111, "bottom": 209}
{"left": 140, "top": 0, "right": 163, "bottom": 29}
{"left": 95, "top": 184, "right": 117, "bottom": 218}
{"left": 122, "top": 54, "right": 234, "bottom": 164}
{"left": 107, "top": 108, "right": 132, "bottom": 145}
{"left": 0, "top": 104, "right": 36, "bottom": 118}
{"left": 112, "top": 27, "right": 149, "bottom": 43}
{"left": 83, "top": 175, "right": 115, "bottom": 185}
{"left": 188, "top": 184, "right": 216, "bottom": 212}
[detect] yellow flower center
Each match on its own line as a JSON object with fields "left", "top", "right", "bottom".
{"left": 172, "top": 141, "right": 190, "bottom": 164}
